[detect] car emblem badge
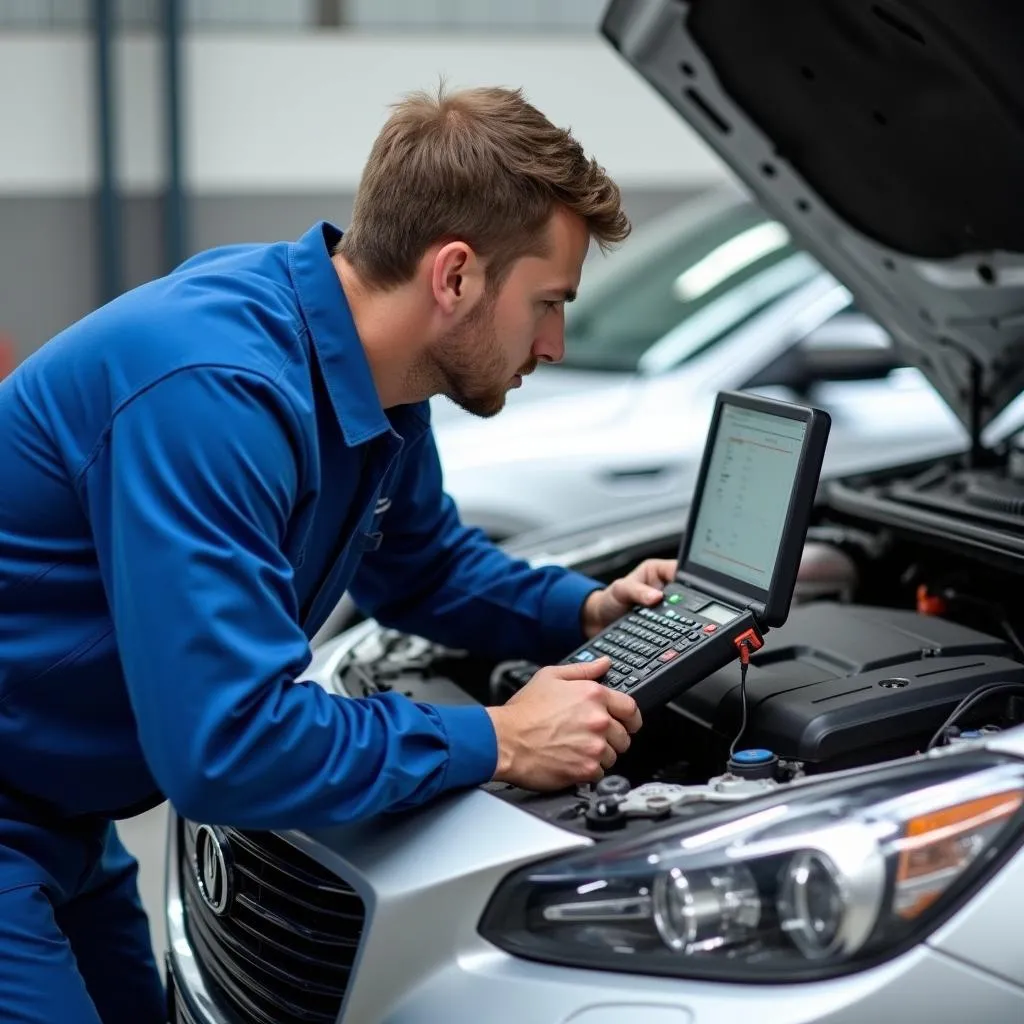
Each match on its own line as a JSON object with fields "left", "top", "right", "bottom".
{"left": 194, "top": 825, "right": 233, "bottom": 916}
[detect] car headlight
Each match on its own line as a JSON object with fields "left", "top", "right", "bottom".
{"left": 479, "top": 752, "right": 1024, "bottom": 981}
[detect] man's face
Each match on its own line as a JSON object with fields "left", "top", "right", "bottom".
{"left": 433, "top": 208, "right": 589, "bottom": 418}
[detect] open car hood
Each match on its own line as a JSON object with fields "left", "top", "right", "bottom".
{"left": 601, "top": 0, "right": 1024, "bottom": 442}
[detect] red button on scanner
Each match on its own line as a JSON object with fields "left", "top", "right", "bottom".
{"left": 703, "top": 624, "right": 718, "bottom": 634}
{"left": 658, "top": 649, "right": 680, "bottom": 662}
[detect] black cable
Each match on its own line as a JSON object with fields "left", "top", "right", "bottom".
{"left": 729, "top": 642, "right": 752, "bottom": 760}
{"left": 925, "top": 682, "right": 1024, "bottom": 751}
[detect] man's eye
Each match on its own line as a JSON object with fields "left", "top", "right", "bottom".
{"left": 543, "top": 300, "right": 561, "bottom": 313}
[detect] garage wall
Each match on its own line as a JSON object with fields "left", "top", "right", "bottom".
{"left": 0, "top": 30, "right": 733, "bottom": 357}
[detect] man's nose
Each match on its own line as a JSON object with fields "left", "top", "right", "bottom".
{"left": 533, "top": 318, "right": 565, "bottom": 365}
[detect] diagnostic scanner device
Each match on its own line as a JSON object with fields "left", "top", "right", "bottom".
{"left": 561, "top": 390, "right": 831, "bottom": 713}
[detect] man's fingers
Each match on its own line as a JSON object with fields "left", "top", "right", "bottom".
{"left": 643, "top": 558, "right": 677, "bottom": 585}
{"left": 600, "top": 745, "right": 618, "bottom": 771}
{"left": 606, "top": 718, "right": 631, "bottom": 755}
{"left": 602, "top": 687, "right": 643, "bottom": 732}
{"left": 555, "top": 656, "right": 611, "bottom": 680}
{"left": 612, "top": 577, "right": 663, "bottom": 606}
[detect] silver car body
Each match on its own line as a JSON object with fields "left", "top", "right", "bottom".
{"left": 166, "top": 623, "right": 1024, "bottom": 1024}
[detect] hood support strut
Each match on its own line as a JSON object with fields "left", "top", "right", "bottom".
{"left": 968, "top": 359, "right": 984, "bottom": 468}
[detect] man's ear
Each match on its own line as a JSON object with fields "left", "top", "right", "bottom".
{"left": 431, "top": 241, "right": 486, "bottom": 318}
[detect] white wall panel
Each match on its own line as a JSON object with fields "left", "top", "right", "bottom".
{"left": 0, "top": 34, "right": 97, "bottom": 192}
{"left": 0, "top": 32, "right": 731, "bottom": 194}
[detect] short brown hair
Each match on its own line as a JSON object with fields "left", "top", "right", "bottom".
{"left": 336, "top": 84, "right": 630, "bottom": 289}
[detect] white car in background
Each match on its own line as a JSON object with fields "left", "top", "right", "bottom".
{"left": 431, "top": 188, "right": 967, "bottom": 538}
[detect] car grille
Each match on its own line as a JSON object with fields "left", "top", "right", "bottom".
{"left": 180, "top": 819, "right": 366, "bottom": 1024}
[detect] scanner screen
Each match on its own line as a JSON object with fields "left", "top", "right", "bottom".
{"left": 687, "top": 403, "right": 807, "bottom": 590}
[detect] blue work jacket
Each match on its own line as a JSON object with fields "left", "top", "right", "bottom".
{"left": 0, "top": 222, "right": 601, "bottom": 829}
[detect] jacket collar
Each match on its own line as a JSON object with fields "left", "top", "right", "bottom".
{"left": 288, "top": 221, "right": 393, "bottom": 447}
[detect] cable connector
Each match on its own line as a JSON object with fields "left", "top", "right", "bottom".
{"left": 917, "top": 583, "right": 947, "bottom": 616}
{"left": 733, "top": 627, "right": 763, "bottom": 663}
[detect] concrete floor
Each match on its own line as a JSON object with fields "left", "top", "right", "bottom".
{"left": 118, "top": 803, "right": 171, "bottom": 976}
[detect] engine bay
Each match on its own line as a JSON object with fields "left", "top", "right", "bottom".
{"left": 826, "top": 439, "right": 1024, "bottom": 572}
{"left": 331, "top": 443, "right": 1024, "bottom": 839}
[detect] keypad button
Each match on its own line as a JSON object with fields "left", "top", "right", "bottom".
{"left": 659, "top": 649, "right": 680, "bottom": 663}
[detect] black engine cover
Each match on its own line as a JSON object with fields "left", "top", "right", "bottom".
{"left": 669, "top": 602, "right": 1024, "bottom": 770}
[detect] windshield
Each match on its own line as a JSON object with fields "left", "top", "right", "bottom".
{"left": 562, "top": 194, "right": 823, "bottom": 373}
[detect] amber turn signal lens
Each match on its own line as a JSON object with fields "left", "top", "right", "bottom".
{"left": 894, "top": 790, "right": 1024, "bottom": 919}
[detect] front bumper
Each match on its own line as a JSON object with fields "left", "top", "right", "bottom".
{"left": 165, "top": 800, "right": 1024, "bottom": 1024}
{"left": 166, "top": 635, "right": 1024, "bottom": 1024}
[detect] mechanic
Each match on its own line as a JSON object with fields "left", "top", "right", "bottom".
{"left": 0, "top": 85, "right": 677, "bottom": 1023}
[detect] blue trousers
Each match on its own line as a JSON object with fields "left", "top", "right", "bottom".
{"left": 0, "top": 808, "right": 166, "bottom": 1024}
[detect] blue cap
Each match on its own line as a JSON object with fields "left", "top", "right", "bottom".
{"left": 732, "top": 748, "right": 775, "bottom": 765}
{"left": 959, "top": 730, "right": 982, "bottom": 739}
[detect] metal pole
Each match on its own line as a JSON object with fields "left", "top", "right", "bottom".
{"left": 317, "top": 0, "right": 343, "bottom": 28}
{"left": 92, "top": 0, "right": 121, "bottom": 303}
{"left": 164, "top": 0, "right": 187, "bottom": 270}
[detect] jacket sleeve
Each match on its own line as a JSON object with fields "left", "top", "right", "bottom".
{"left": 348, "top": 418, "right": 603, "bottom": 665}
{"left": 81, "top": 366, "right": 498, "bottom": 829}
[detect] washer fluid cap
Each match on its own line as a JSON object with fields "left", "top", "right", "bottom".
{"left": 731, "top": 748, "right": 775, "bottom": 765}
{"left": 727, "top": 748, "right": 779, "bottom": 781}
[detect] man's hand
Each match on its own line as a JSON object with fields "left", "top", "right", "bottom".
{"left": 580, "top": 558, "right": 677, "bottom": 638}
{"left": 486, "top": 656, "right": 642, "bottom": 789}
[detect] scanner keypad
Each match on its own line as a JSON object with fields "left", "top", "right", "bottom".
{"left": 573, "top": 606, "right": 710, "bottom": 691}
